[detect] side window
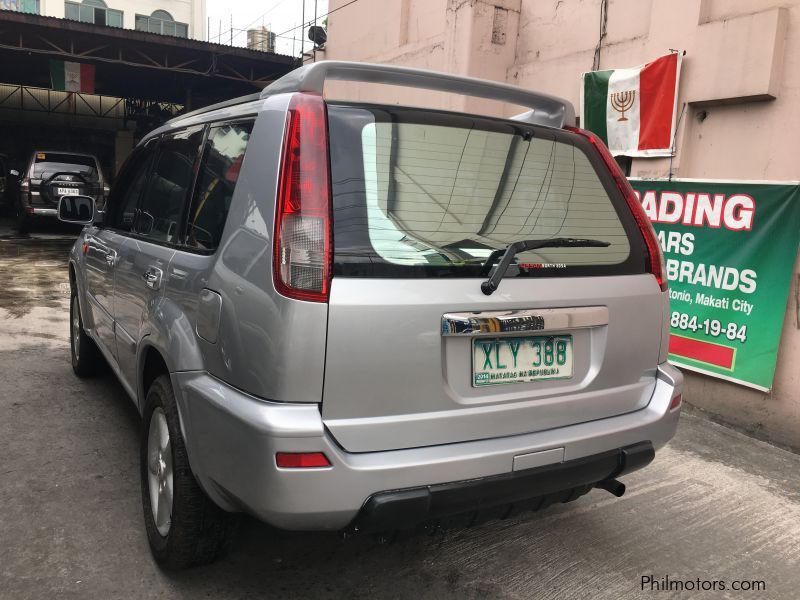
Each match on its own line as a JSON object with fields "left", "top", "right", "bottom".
{"left": 184, "top": 121, "right": 254, "bottom": 251}
{"left": 137, "top": 126, "right": 204, "bottom": 244}
{"left": 106, "top": 140, "right": 156, "bottom": 232}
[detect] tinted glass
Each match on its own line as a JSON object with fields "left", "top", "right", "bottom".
{"left": 136, "top": 127, "right": 203, "bottom": 244}
{"left": 328, "top": 105, "right": 646, "bottom": 279}
{"left": 184, "top": 121, "right": 254, "bottom": 251}
{"left": 106, "top": 141, "right": 155, "bottom": 232}
{"left": 107, "top": 9, "right": 122, "bottom": 27}
{"left": 64, "top": 2, "right": 79, "bottom": 20}
{"left": 33, "top": 153, "right": 98, "bottom": 180}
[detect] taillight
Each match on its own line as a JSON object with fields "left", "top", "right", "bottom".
{"left": 669, "top": 393, "right": 683, "bottom": 411}
{"left": 20, "top": 180, "right": 29, "bottom": 204}
{"left": 273, "top": 92, "right": 332, "bottom": 303}
{"left": 275, "top": 452, "right": 331, "bottom": 468}
{"left": 565, "top": 126, "right": 667, "bottom": 292}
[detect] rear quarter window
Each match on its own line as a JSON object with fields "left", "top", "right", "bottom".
{"left": 327, "top": 104, "right": 647, "bottom": 279}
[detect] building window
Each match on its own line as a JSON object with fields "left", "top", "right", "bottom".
{"left": 64, "top": 0, "right": 123, "bottom": 28}
{"left": 4, "top": 0, "right": 40, "bottom": 13}
{"left": 135, "top": 10, "right": 188, "bottom": 38}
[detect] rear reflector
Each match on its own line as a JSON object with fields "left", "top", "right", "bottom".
{"left": 275, "top": 452, "right": 331, "bottom": 468}
{"left": 669, "top": 393, "right": 683, "bottom": 411}
{"left": 565, "top": 126, "right": 667, "bottom": 292}
{"left": 273, "top": 92, "right": 332, "bottom": 303}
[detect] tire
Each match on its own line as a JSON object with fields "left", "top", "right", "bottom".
{"left": 140, "top": 375, "right": 236, "bottom": 570}
{"left": 70, "top": 286, "right": 101, "bottom": 377}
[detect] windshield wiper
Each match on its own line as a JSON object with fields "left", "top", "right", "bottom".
{"left": 480, "top": 237, "right": 610, "bottom": 295}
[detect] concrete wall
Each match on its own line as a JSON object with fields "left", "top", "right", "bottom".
{"left": 324, "top": 0, "right": 800, "bottom": 449}
{"left": 38, "top": 0, "right": 207, "bottom": 39}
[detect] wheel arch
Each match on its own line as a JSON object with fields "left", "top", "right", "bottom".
{"left": 69, "top": 257, "right": 95, "bottom": 332}
{"left": 137, "top": 341, "right": 228, "bottom": 512}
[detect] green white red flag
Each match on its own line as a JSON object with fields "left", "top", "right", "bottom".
{"left": 50, "top": 60, "right": 95, "bottom": 94}
{"left": 580, "top": 53, "right": 682, "bottom": 157}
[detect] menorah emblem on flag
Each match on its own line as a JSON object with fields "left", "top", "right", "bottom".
{"left": 581, "top": 52, "right": 682, "bottom": 156}
{"left": 610, "top": 90, "right": 635, "bottom": 122}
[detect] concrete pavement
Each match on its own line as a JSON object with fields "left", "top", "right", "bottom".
{"left": 1, "top": 222, "right": 799, "bottom": 599}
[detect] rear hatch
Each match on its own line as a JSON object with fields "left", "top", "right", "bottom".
{"left": 29, "top": 152, "right": 100, "bottom": 206}
{"left": 322, "top": 104, "right": 665, "bottom": 453}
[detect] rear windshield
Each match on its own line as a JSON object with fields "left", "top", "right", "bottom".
{"left": 32, "top": 153, "right": 98, "bottom": 180}
{"left": 327, "top": 104, "right": 647, "bottom": 279}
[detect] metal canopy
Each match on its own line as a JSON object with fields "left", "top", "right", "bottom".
{"left": 0, "top": 10, "right": 298, "bottom": 107}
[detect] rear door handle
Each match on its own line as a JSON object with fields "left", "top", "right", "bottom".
{"left": 142, "top": 267, "right": 163, "bottom": 290}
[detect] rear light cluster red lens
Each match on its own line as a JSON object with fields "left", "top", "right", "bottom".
{"left": 275, "top": 452, "right": 331, "bottom": 468}
{"left": 669, "top": 393, "right": 683, "bottom": 411}
{"left": 565, "top": 126, "right": 668, "bottom": 292}
{"left": 273, "top": 92, "right": 333, "bottom": 303}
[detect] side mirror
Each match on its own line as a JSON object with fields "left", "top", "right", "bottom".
{"left": 9, "top": 169, "right": 19, "bottom": 177}
{"left": 58, "top": 195, "right": 96, "bottom": 225}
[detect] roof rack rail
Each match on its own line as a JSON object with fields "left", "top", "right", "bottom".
{"left": 261, "top": 61, "right": 575, "bottom": 129}
{"left": 166, "top": 92, "right": 262, "bottom": 125}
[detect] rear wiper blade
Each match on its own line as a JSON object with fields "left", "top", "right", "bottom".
{"left": 481, "top": 237, "right": 610, "bottom": 296}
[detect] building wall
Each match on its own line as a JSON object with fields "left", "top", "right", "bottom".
{"left": 324, "top": 0, "right": 800, "bottom": 449}
{"left": 37, "top": 0, "right": 206, "bottom": 39}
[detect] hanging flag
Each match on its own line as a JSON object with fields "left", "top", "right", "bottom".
{"left": 580, "top": 53, "right": 681, "bottom": 157}
{"left": 50, "top": 60, "right": 96, "bottom": 94}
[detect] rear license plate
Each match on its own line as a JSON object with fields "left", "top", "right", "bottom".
{"left": 57, "top": 187, "right": 80, "bottom": 196}
{"left": 472, "top": 335, "right": 573, "bottom": 387}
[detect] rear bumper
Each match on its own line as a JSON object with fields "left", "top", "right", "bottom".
{"left": 173, "top": 362, "right": 682, "bottom": 531}
{"left": 27, "top": 207, "right": 58, "bottom": 217}
{"left": 352, "top": 442, "right": 653, "bottom": 533}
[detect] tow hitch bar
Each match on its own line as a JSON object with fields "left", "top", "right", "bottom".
{"left": 595, "top": 478, "right": 626, "bottom": 497}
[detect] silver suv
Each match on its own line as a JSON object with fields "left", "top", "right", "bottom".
{"left": 62, "top": 62, "right": 682, "bottom": 570}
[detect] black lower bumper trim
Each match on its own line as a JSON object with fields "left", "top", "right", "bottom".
{"left": 351, "top": 442, "right": 654, "bottom": 534}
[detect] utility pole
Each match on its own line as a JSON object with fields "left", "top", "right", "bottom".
{"left": 230, "top": 15, "right": 233, "bottom": 45}
{"left": 313, "top": 0, "right": 318, "bottom": 62}
{"left": 300, "top": 0, "right": 305, "bottom": 63}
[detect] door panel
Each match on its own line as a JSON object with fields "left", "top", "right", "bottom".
{"left": 82, "top": 226, "right": 124, "bottom": 358}
{"left": 113, "top": 237, "right": 174, "bottom": 389}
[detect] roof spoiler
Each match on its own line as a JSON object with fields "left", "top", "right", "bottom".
{"left": 261, "top": 61, "right": 575, "bottom": 129}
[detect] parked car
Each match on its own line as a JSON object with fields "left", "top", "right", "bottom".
{"left": 0, "top": 154, "right": 11, "bottom": 210}
{"left": 15, "top": 150, "right": 108, "bottom": 233}
{"left": 0, "top": 153, "right": 14, "bottom": 212}
{"left": 62, "top": 61, "right": 683, "bottom": 570}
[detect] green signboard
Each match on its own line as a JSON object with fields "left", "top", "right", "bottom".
{"left": 629, "top": 178, "right": 800, "bottom": 391}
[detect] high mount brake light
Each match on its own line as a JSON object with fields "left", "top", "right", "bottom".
{"left": 565, "top": 126, "right": 668, "bottom": 292}
{"left": 273, "top": 93, "right": 332, "bottom": 303}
